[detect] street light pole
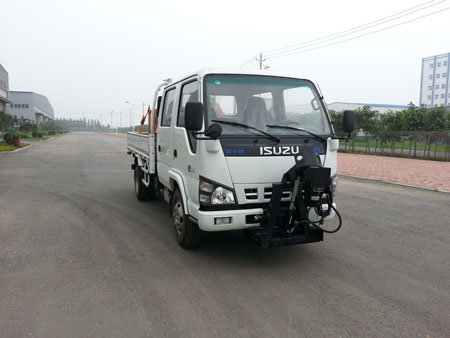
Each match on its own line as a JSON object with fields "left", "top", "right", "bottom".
{"left": 125, "top": 101, "right": 134, "bottom": 132}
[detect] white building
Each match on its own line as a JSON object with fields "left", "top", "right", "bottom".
{"left": 419, "top": 52, "right": 450, "bottom": 108}
{"left": 8, "top": 91, "right": 54, "bottom": 124}
{"left": 0, "top": 64, "right": 10, "bottom": 114}
{"left": 327, "top": 102, "right": 408, "bottom": 113}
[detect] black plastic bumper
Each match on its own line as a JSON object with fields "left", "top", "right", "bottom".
{"left": 248, "top": 227, "right": 323, "bottom": 248}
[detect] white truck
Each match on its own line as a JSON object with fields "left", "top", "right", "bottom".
{"left": 127, "top": 68, "right": 354, "bottom": 248}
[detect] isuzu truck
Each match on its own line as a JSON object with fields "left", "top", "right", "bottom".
{"left": 127, "top": 69, "right": 354, "bottom": 248}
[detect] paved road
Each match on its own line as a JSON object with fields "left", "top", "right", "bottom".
{"left": 1, "top": 133, "right": 449, "bottom": 338}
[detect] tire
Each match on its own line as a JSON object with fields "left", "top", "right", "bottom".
{"left": 147, "top": 175, "right": 157, "bottom": 200}
{"left": 172, "top": 189, "right": 200, "bottom": 248}
{"left": 134, "top": 166, "right": 148, "bottom": 201}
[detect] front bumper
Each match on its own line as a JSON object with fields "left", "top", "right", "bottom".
{"left": 195, "top": 202, "right": 336, "bottom": 232}
{"left": 196, "top": 208, "right": 263, "bottom": 232}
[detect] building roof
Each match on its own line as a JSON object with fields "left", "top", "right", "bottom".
{"left": 422, "top": 52, "right": 450, "bottom": 61}
{"left": 0, "top": 64, "right": 8, "bottom": 74}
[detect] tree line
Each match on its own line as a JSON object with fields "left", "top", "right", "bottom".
{"left": 330, "top": 103, "right": 450, "bottom": 136}
{"left": 329, "top": 104, "right": 450, "bottom": 160}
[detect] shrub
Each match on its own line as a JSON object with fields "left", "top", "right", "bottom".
{"left": 3, "top": 132, "right": 13, "bottom": 144}
{"left": 15, "top": 131, "right": 30, "bottom": 138}
{"left": 31, "top": 131, "right": 44, "bottom": 138}
{"left": 2, "top": 132, "right": 20, "bottom": 144}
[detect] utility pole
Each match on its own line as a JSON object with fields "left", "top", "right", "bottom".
{"left": 111, "top": 110, "right": 114, "bottom": 130}
{"left": 256, "top": 52, "right": 270, "bottom": 70}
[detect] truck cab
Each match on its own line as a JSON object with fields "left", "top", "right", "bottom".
{"left": 127, "top": 68, "right": 354, "bottom": 248}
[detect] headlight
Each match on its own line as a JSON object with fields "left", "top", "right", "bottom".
{"left": 211, "top": 186, "right": 235, "bottom": 204}
{"left": 331, "top": 175, "right": 338, "bottom": 197}
{"left": 199, "top": 177, "right": 236, "bottom": 205}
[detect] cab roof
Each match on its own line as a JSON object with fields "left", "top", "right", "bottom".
{"left": 165, "top": 68, "right": 310, "bottom": 88}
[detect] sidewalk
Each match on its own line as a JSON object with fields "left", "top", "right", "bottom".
{"left": 338, "top": 153, "right": 450, "bottom": 192}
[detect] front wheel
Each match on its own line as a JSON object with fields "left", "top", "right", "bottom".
{"left": 172, "top": 189, "right": 200, "bottom": 248}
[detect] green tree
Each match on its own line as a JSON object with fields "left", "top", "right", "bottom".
{"left": 0, "top": 113, "right": 17, "bottom": 132}
{"left": 424, "top": 106, "right": 448, "bottom": 131}
{"left": 19, "top": 121, "right": 37, "bottom": 132}
{"left": 354, "top": 105, "right": 378, "bottom": 136}
{"left": 328, "top": 110, "right": 344, "bottom": 136}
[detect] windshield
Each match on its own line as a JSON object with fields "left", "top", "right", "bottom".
{"left": 204, "top": 74, "right": 332, "bottom": 137}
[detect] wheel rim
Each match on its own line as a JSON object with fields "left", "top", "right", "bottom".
{"left": 173, "top": 199, "right": 184, "bottom": 236}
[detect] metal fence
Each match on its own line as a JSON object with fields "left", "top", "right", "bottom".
{"left": 341, "top": 131, "right": 450, "bottom": 161}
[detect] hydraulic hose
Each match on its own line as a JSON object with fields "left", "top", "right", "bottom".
{"left": 308, "top": 203, "right": 342, "bottom": 234}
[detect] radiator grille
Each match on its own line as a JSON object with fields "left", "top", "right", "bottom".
{"left": 244, "top": 187, "right": 291, "bottom": 200}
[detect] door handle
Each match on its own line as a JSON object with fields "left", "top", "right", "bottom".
{"left": 173, "top": 149, "right": 177, "bottom": 158}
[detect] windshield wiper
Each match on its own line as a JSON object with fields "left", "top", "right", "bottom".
{"left": 212, "top": 120, "right": 280, "bottom": 143}
{"left": 266, "top": 125, "right": 326, "bottom": 142}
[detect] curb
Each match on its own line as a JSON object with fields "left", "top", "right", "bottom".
{"left": 338, "top": 174, "right": 450, "bottom": 194}
{"left": 22, "top": 137, "right": 53, "bottom": 142}
{"left": 0, "top": 144, "right": 32, "bottom": 154}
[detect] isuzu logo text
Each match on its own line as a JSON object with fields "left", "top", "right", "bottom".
{"left": 260, "top": 146, "right": 302, "bottom": 156}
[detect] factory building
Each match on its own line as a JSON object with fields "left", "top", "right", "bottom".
{"left": 327, "top": 102, "right": 408, "bottom": 113}
{"left": 0, "top": 64, "right": 10, "bottom": 114}
{"left": 419, "top": 52, "right": 450, "bottom": 108}
{"left": 8, "top": 91, "right": 54, "bottom": 124}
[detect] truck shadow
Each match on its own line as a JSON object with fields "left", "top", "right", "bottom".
{"left": 192, "top": 230, "right": 320, "bottom": 267}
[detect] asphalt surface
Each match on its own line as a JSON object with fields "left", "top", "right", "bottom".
{"left": 1, "top": 133, "right": 449, "bottom": 338}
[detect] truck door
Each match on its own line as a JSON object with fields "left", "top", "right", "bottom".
{"left": 173, "top": 79, "right": 200, "bottom": 209}
{"left": 157, "top": 86, "right": 177, "bottom": 188}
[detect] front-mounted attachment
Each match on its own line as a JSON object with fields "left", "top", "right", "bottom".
{"left": 247, "top": 152, "right": 342, "bottom": 248}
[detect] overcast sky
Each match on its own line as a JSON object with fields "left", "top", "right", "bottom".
{"left": 1, "top": 0, "right": 449, "bottom": 126}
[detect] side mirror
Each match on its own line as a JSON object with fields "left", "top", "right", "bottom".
{"left": 342, "top": 110, "right": 355, "bottom": 133}
{"left": 204, "top": 123, "right": 222, "bottom": 139}
{"left": 185, "top": 102, "right": 203, "bottom": 131}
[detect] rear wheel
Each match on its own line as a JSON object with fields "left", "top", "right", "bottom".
{"left": 134, "top": 166, "right": 147, "bottom": 201}
{"left": 172, "top": 189, "right": 200, "bottom": 248}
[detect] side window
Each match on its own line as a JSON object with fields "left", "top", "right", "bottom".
{"left": 160, "top": 88, "right": 176, "bottom": 127}
{"left": 177, "top": 81, "right": 198, "bottom": 127}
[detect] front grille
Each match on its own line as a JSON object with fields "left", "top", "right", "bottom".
{"left": 245, "top": 187, "right": 291, "bottom": 201}
{"left": 264, "top": 187, "right": 291, "bottom": 200}
{"left": 244, "top": 188, "right": 258, "bottom": 200}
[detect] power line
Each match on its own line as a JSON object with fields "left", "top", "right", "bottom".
{"left": 266, "top": 6, "right": 450, "bottom": 60}
{"left": 264, "top": 0, "right": 447, "bottom": 58}
{"left": 238, "top": 56, "right": 259, "bottom": 68}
